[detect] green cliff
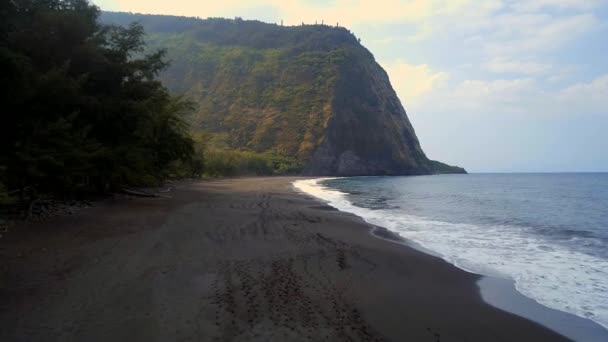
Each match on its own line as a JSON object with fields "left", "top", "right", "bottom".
{"left": 101, "top": 12, "right": 466, "bottom": 176}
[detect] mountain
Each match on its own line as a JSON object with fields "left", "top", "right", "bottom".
{"left": 101, "top": 12, "right": 466, "bottom": 176}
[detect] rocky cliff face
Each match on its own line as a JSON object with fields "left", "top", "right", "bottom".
{"left": 305, "top": 48, "right": 431, "bottom": 176}
{"left": 102, "top": 12, "right": 466, "bottom": 175}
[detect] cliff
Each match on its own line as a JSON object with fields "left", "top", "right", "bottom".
{"left": 101, "top": 12, "right": 466, "bottom": 176}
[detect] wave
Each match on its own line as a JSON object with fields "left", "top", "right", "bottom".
{"left": 293, "top": 178, "right": 608, "bottom": 330}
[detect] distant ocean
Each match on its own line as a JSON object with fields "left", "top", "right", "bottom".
{"left": 294, "top": 173, "right": 608, "bottom": 330}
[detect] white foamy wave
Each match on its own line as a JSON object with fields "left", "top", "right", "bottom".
{"left": 293, "top": 178, "right": 608, "bottom": 330}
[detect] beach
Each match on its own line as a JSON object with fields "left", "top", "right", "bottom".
{"left": 0, "top": 177, "right": 568, "bottom": 341}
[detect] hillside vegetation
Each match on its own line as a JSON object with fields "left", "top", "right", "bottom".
{"left": 103, "top": 13, "right": 356, "bottom": 161}
{"left": 102, "top": 12, "right": 466, "bottom": 176}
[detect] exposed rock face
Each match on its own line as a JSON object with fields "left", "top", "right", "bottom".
{"left": 305, "top": 52, "right": 431, "bottom": 176}
{"left": 102, "top": 12, "right": 466, "bottom": 175}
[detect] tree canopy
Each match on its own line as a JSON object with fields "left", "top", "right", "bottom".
{"left": 0, "top": 0, "right": 194, "bottom": 200}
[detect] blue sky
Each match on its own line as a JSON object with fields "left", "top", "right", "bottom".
{"left": 96, "top": 0, "right": 608, "bottom": 172}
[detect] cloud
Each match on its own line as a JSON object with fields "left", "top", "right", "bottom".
{"left": 482, "top": 13, "right": 601, "bottom": 56}
{"left": 484, "top": 58, "right": 552, "bottom": 75}
{"left": 105, "top": 0, "right": 251, "bottom": 15}
{"left": 384, "top": 61, "right": 449, "bottom": 104}
{"left": 411, "top": 74, "right": 608, "bottom": 117}
{"left": 510, "top": 0, "right": 603, "bottom": 12}
{"left": 99, "top": 1, "right": 602, "bottom": 52}
{"left": 100, "top": 0, "right": 503, "bottom": 29}
{"left": 559, "top": 74, "right": 608, "bottom": 114}
{"left": 431, "top": 78, "right": 541, "bottom": 114}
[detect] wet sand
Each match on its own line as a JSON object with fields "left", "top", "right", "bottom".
{"left": 0, "top": 177, "right": 569, "bottom": 341}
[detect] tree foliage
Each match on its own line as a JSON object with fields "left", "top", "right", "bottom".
{"left": 203, "top": 149, "right": 303, "bottom": 177}
{"left": 0, "top": 0, "right": 194, "bottom": 199}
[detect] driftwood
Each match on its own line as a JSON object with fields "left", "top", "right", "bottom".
{"left": 26, "top": 198, "right": 41, "bottom": 221}
{"left": 25, "top": 199, "right": 58, "bottom": 222}
{"left": 158, "top": 186, "right": 173, "bottom": 193}
{"left": 0, "top": 189, "right": 22, "bottom": 197}
{"left": 121, "top": 188, "right": 172, "bottom": 199}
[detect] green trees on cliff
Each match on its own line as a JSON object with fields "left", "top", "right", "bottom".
{"left": 0, "top": 0, "right": 195, "bottom": 200}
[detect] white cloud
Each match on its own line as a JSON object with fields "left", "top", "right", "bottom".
{"left": 99, "top": 1, "right": 603, "bottom": 52}
{"left": 271, "top": 0, "right": 502, "bottom": 28}
{"left": 558, "top": 74, "right": 608, "bottom": 113}
{"left": 410, "top": 74, "right": 608, "bottom": 116}
{"left": 484, "top": 58, "right": 552, "bottom": 75}
{"left": 510, "top": 0, "right": 603, "bottom": 12}
{"left": 437, "top": 78, "right": 541, "bottom": 114}
{"left": 483, "top": 13, "right": 600, "bottom": 56}
{"left": 100, "top": 0, "right": 504, "bottom": 32}
{"left": 384, "top": 61, "right": 449, "bottom": 104}
{"left": 545, "top": 65, "right": 580, "bottom": 83}
{"left": 101, "top": 0, "right": 259, "bottom": 17}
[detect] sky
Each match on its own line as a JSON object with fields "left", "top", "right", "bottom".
{"left": 95, "top": 0, "right": 608, "bottom": 172}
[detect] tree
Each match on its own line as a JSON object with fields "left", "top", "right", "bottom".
{"left": 0, "top": 0, "right": 194, "bottom": 200}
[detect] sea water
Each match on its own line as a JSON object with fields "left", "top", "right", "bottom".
{"left": 294, "top": 173, "right": 608, "bottom": 331}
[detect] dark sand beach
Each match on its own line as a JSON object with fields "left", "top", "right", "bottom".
{"left": 0, "top": 177, "right": 569, "bottom": 341}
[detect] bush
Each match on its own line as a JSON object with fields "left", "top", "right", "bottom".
{"left": 203, "top": 149, "right": 303, "bottom": 177}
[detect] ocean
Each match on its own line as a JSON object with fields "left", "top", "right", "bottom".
{"left": 294, "top": 173, "right": 608, "bottom": 332}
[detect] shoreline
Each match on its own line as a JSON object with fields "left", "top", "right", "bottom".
{"left": 359, "top": 207, "right": 608, "bottom": 342}
{"left": 294, "top": 177, "right": 608, "bottom": 341}
{"left": 0, "top": 177, "right": 580, "bottom": 341}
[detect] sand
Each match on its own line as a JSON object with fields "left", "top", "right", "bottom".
{"left": 0, "top": 177, "right": 569, "bottom": 341}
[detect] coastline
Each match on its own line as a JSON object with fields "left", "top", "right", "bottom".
{"left": 295, "top": 177, "right": 608, "bottom": 341}
{"left": 369, "top": 221, "right": 608, "bottom": 341}
{"left": 0, "top": 177, "right": 574, "bottom": 341}
{"left": 370, "top": 220, "right": 608, "bottom": 342}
